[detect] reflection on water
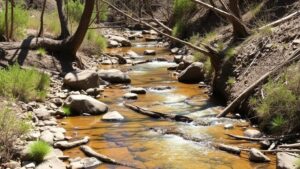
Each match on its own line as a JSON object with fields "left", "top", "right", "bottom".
{"left": 61, "top": 39, "right": 275, "bottom": 169}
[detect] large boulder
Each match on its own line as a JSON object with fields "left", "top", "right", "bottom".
{"left": 65, "top": 95, "right": 108, "bottom": 115}
{"left": 64, "top": 70, "right": 101, "bottom": 90}
{"left": 277, "top": 153, "right": 300, "bottom": 169}
{"left": 108, "top": 35, "right": 131, "bottom": 47}
{"left": 97, "top": 69, "right": 131, "bottom": 84}
{"left": 178, "top": 62, "right": 205, "bottom": 83}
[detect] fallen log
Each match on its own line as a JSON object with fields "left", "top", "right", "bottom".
{"left": 226, "top": 134, "right": 276, "bottom": 141}
{"left": 80, "top": 145, "right": 138, "bottom": 168}
{"left": 217, "top": 49, "right": 300, "bottom": 117}
{"left": 215, "top": 143, "right": 241, "bottom": 155}
{"left": 259, "top": 10, "right": 300, "bottom": 30}
{"left": 279, "top": 143, "right": 300, "bottom": 149}
{"left": 124, "top": 103, "right": 193, "bottom": 123}
{"left": 242, "top": 148, "right": 300, "bottom": 153}
{"left": 54, "top": 136, "right": 89, "bottom": 149}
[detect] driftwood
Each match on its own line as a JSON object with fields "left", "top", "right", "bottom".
{"left": 217, "top": 49, "right": 300, "bottom": 117}
{"left": 54, "top": 136, "right": 89, "bottom": 149}
{"left": 124, "top": 103, "right": 193, "bottom": 123}
{"left": 80, "top": 145, "right": 138, "bottom": 168}
{"left": 226, "top": 134, "right": 276, "bottom": 141}
{"left": 215, "top": 143, "right": 241, "bottom": 155}
{"left": 279, "top": 143, "right": 300, "bottom": 149}
{"left": 242, "top": 148, "right": 300, "bottom": 153}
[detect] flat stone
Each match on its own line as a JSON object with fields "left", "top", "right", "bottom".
{"left": 34, "top": 108, "right": 51, "bottom": 120}
{"left": 277, "top": 152, "right": 300, "bottom": 169}
{"left": 244, "top": 129, "right": 262, "bottom": 138}
{"left": 130, "top": 87, "right": 147, "bottom": 94}
{"left": 64, "top": 70, "right": 101, "bottom": 90}
{"left": 126, "top": 50, "right": 142, "bottom": 59}
{"left": 35, "top": 157, "right": 66, "bottom": 169}
{"left": 97, "top": 69, "right": 131, "bottom": 84}
{"left": 70, "top": 157, "right": 101, "bottom": 169}
{"left": 224, "top": 124, "right": 234, "bottom": 129}
{"left": 178, "top": 62, "right": 205, "bottom": 83}
{"left": 144, "top": 50, "right": 156, "bottom": 55}
{"left": 249, "top": 148, "right": 270, "bottom": 163}
{"left": 40, "top": 130, "right": 54, "bottom": 145}
{"left": 123, "top": 93, "right": 138, "bottom": 100}
{"left": 107, "top": 40, "right": 119, "bottom": 48}
{"left": 102, "top": 111, "right": 124, "bottom": 121}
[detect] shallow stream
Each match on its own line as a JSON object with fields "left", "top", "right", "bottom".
{"left": 61, "top": 33, "right": 275, "bottom": 169}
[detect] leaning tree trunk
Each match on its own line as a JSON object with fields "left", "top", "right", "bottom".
{"left": 38, "top": 0, "right": 47, "bottom": 37}
{"left": 228, "top": 0, "right": 241, "bottom": 19}
{"left": 56, "top": 0, "right": 70, "bottom": 39}
{"left": 9, "top": 0, "right": 14, "bottom": 39}
{"left": 64, "top": 0, "right": 95, "bottom": 57}
{"left": 95, "top": 0, "right": 100, "bottom": 24}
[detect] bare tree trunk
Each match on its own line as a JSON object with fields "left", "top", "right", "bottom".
{"left": 228, "top": 0, "right": 241, "bottom": 19}
{"left": 64, "top": 0, "right": 95, "bottom": 57}
{"left": 5, "top": 0, "right": 9, "bottom": 41}
{"left": 95, "top": 0, "right": 100, "bottom": 24}
{"left": 56, "top": 0, "right": 70, "bottom": 39}
{"left": 192, "top": 0, "right": 249, "bottom": 39}
{"left": 38, "top": 0, "right": 47, "bottom": 37}
{"left": 9, "top": 0, "right": 14, "bottom": 39}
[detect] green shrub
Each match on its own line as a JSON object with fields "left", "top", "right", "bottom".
{"left": 0, "top": 3, "right": 29, "bottom": 40}
{"left": 0, "top": 65, "right": 50, "bottom": 102}
{"left": 44, "top": 12, "right": 60, "bottom": 35}
{"left": 173, "top": 0, "right": 195, "bottom": 19}
{"left": 0, "top": 108, "right": 31, "bottom": 162}
{"left": 28, "top": 141, "right": 51, "bottom": 163}
{"left": 225, "top": 47, "right": 236, "bottom": 59}
{"left": 172, "top": 21, "right": 185, "bottom": 37}
{"left": 82, "top": 30, "right": 107, "bottom": 54}
{"left": 66, "top": 0, "right": 84, "bottom": 23}
{"left": 226, "top": 77, "right": 236, "bottom": 87}
{"left": 250, "top": 65, "right": 300, "bottom": 134}
{"left": 204, "top": 59, "right": 213, "bottom": 78}
{"left": 36, "top": 48, "right": 47, "bottom": 56}
{"left": 62, "top": 105, "right": 72, "bottom": 116}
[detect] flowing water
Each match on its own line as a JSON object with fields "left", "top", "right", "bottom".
{"left": 61, "top": 33, "right": 275, "bottom": 169}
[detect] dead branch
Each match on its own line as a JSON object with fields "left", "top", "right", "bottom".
{"left": 259, "top": 10, "right": 300, "bottom": 30}
{"left": 80, "top": 145, "right": 139, "bottom": 168}
{"left": 124, "top": 103, "right": 193, "bottom": 123}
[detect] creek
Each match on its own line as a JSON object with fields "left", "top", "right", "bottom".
{"left": 61, "top": 32, "right": 275, "bottom": 169}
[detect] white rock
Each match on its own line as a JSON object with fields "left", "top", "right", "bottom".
{"left": 102, "top": 111, "right": 124, "bottom": 121}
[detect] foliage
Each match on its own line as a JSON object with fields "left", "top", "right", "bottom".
{"left": 172, "top": 21, "right": 184, "bottom": 37}
{"left": 66, "top": 0, "right": 84, "bottom": 23}
{"left": 226, "top": 77, "right": 236, "bottom": 87}
{"left": 62, "top": 105, "right": 72, "bottom": 116}
{"left": 0, "top": 3, "right": 29, "bottom": 40}
{"left": 250, "top": 65, "right": 300, "bottom": 134}
{"left": 97, "top": 2, "right": 109, "bottom": 21}
{"left": 28, "top": 141, "right": 51, "bottom": 163}
{"left": 81, "top": 30, "right": 107, "bottom": 55}
{"left": 0, "top": 65, "right": 50, "bottom": 102}
{"left": 36, "top": 48, "right": 47, "bottom": 56}
{"left": 225, "top": 47, "right": 236, "bottom": 59}
{"left": 204, "top": 59, "right": 213, "bottom": 78}
{"left": 173, "top": 0, "right": 195, "bottom": 19}
{"left": 0, "top": 108, "right": 31, "bottom": 162}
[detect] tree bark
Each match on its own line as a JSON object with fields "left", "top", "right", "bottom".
{"left": 38, "top": 0, "right": 47, "bottom": 37}
{"left": 95, "top": 0, "right": 100, "bottom": 24}
{"left": 192, "top": 0, "right": 249, "bottom": 39}
{"left": 56, "top": 0, "right": 70, "bottom": 39}
{"left": 5, "top": 0, "right": 9, "bottom": 41}
{"left": 64, "top": 0, "right": 95, "bottom": 57}
{"left": 9, "top": 0, "right": 14, "bottom": 39}
{"left": 228, "top": 0, "right": 241, "bottom": 19}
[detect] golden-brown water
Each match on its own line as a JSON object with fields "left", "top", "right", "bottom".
{"left": 61, "top": 36, "right": 275, "bottom": 169}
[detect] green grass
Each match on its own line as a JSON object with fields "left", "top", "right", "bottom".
{"left": 0, "top": 108, "right": 31, "bottom": 162}
{"left": 226, "top": 77, "right": 236, "bottom": 87}
{"left": 62, "top": 105, "right": 72, "bottom": 116}
{"left": 225, "top": 47, "right": 236, "bottom": 59}
{"left": 36, "top": 48, "right": 47, "bottom": 56}
{"left": 250, "top": 64, "right": 300, "bottom": 134}
{"left": 0, "top": 65, "right": 50, "bottom": 102}
{"left": 28, "top": 141, "right": 51, "bottom": 163}
{"left": 81, "top": 30, "right": 107, "bottom": 55}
